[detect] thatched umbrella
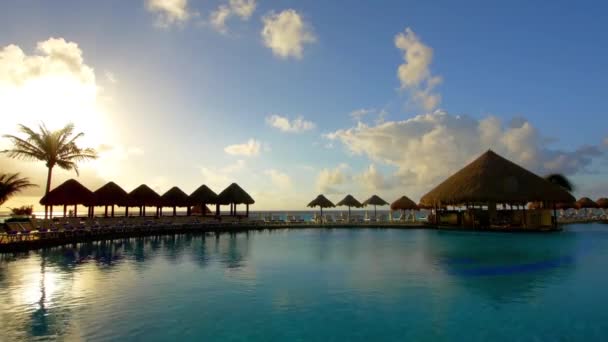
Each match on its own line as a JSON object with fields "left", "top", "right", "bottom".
{"left": 336, "top": 194, "right": 362, "bottom": 220}
{"left": 93, "top": 181, "right": 130, "bottom": 217}
{"left": 596, "top": 198, "right": 608, "bottom": 209}
{"left": 128, "top": 184, "right": 161, "bottom": 217}
{"left": 189, "top": 184, "right": 218, "bottom": 217}
{"left": 390, "top": 196, "right": 418, "bottom": 221}
{"left": 307, "top": 194, "right": 335, "bottom": 219}
{"left": 217, "top": 183, "right": 255, "bottom": 216}
{"left": 363, "top": 195, "right": 389, "bottom": 220}
{"left": 576, "top": 197, "right": 598, "bottom": 209}
{"left": 161, "top": 186, "right": 191, "bottom": 216}
{"left": 420, "top": 150, "right": 575, "bottom": 206}
{"left": 40, "top": 179, "right": 95, "bottom": 218}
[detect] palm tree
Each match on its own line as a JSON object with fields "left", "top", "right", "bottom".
{"left": 2, "top": 123, "right": 98, "bottom": 195}
{"left": 0, "top": 173, "right": 37, "bottom": 206}
{"left": 544, "top": 173, "right": 574, "bottom": 192}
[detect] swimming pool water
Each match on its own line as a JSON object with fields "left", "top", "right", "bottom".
{"left": 1, "top": 224, "right": 608, "bottom": 341}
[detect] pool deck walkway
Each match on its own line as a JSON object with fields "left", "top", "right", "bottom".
{"left": 0, "top": 219, "right": 591, "bottom": 253}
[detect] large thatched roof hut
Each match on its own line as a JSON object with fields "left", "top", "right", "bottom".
{"left": 93, "top": 181, "right": 130, "bottom": 217}
{"left": 390, "top": 196, "right": 418, "bottom": 211}
{"left": 419, "top": 150, "right": 575, "bottom": 229}
{"left": 337, "top": 194, "right": 362, "bottom": 219}
{"left": 217, "top": 183, "right": 255, "bottom": 216}
{"left": 40, "top": 179, "right": 96, "bottom": 218}
{"left": 128, "top": 184, "right": 161, "bottom": 216}
{"left": 307, "top": 194, "right": 335, "bottom": 219}
{"left": 161, "top": 187, "right": 191, "bottom": 216}
{"left": 189, "top": 184, "right": 218, "bottom": 216}
{"left": 420, "top": 150, "right": 574, "bottom": 206}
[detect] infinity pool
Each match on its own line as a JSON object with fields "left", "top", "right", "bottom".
{"left": 1, "top": 224, "right": 608, "bottom": 341}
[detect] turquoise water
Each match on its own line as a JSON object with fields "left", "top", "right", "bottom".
{"left": 1, "top": 224, "right": 608, "bottom": 341}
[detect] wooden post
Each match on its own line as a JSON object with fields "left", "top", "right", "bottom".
{"left": 63, "top": 205, "right": 67, "bottom": 218}
{"left": 74, "top": 204, "right": 77, "bottom": 217}
{"left": 44, "top": 205, "right": 48, "bottom": 219}
{"left": 111, "top": 205, "right": 115, "bottom": 217}
{"left": 216, "top": 204, "right": 220, "bottom": 217}
{"left": 173, "top": 206, "right": 177, "bottom": 216}
{"left": 553, "top": 203, "right": 558, "bottom": 228}
{"left": 234, "top": 204, "right": 238, "bottom": 217}
{"left": 104, "top": 205, "right": 108, "bottom": 217}
{"left": 246, "top": 204, "right": 249, "bottom": 217}
{"left": 125, "top": 206, "right": 129, "bottom": 217}
{"left": 50, "top": 205, "right": 53, "bottom": 219}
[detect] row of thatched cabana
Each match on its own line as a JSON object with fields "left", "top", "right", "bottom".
{"left": 307, "top": 194, "right": 418, "bottom": 219}
{"left": 40, "top": 180, "right": 254, "bottom": 219}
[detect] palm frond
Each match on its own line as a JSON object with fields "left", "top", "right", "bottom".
{"left": 0, "top": 173, "right": 37, "bottom": 205}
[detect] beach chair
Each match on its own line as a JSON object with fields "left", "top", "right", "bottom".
{"left": 325, "top": 215, "right": 335, "bottom": 224}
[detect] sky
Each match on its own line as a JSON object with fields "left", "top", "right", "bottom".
{"left": 1, "top": 0, "right": 607, "bottom": 210}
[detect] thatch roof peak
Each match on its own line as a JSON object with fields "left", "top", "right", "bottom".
{"left": 40, "top": 179, "right": 95, "bottom": 206}
{"left": 390, "top": 196, "right": 418, "bottom": 210}
{"left": 217, "top": 183, "right": 254, "bottom": 205}
{"left": 161, "top": 186, "right": 191, "bottom": 207}
{"left": 128, "top": 184, "right": 161, "bottom": 206}
{"left": 307, "top": 194, "right": 335, "bottom": 208}
{"left": 336, "top": 194, "right": 363, "bottom": 208}
{"left": 189, "top": 184, "right": 218, "bottom": 204}
{"left": 576, "top": 197, "right": 598, "bottom": 209}
{"left": 596, "top": 198, "right": 608, "bottom": 209}
{"left": 93, "top": 181, "right": 130, "bottom": 206}
{"left": 363, "top": 195, "right": 388, "bottom": 206}
{"left": 420, "top": 150, "right": 575, "bottom": 206}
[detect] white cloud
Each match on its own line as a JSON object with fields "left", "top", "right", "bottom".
{"left": 266, "top": 114, "right": 315, "bottom": 133}
{"left": 224, "top": 139, "right": 262, "bottom": 156}
{"left": 209, "top": 0, "right": 256, "bottom": 34}
{"left": 395, "top": 28, "right": 442, "bottom": 111}
{"left": 327, "top": 111, "right": 603, "bottom": 198}
{"left": 209, "top": 5, "right": 232, "bottom": 34}
{"left": 229, "top": 0, "right": 256, "bottom": 19}
{"left": 146, "top": 0, "right": 193, "bottom": 27}
{"left": 200, "top": 160, "right": 246, "bottom": 189}
{"left": 261, "top": 9, "right": 316, "bottom": 59}
{"left": 316, "top": 164, "right": 349, "bottom": 194}
{"left": 264, "top": 169, "right": 292, "bottom": 189}
{"left": 355, "top": 164, "right": 394, "bottom": 191}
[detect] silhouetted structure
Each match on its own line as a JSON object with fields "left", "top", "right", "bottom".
{"left": 40, "top": 179, "right": 95, "bottom": 218}
{"left": 575, "top": 197, "right": 598, "bottom": 209}
{"left": 128, "top": 184, "right": 161, "bottom": 217}
{"left": 307, "top": 194, "right": 335, "bottom": 218}
{"left": 161, "top": 187, "right": 191, "bottom": 216}
{"left": 597, "top": 198, "right": 608, "bottom": 209}
{"left": 216, "top": 183, "right": 255, "bottom": 217}
{"left": 189, "top": 184, "right": 218, "bottom": 216}
{"left": 336, "top": 194, "right": 363, "bottom": 219}
{"left": 363, "top": 195, "right": 389, "bottom": 220}
{"left": 390, "top": 196, "right": 418, "bottom": 211}
{"left": 93, "top": 182, "right": 130, "bottom": 217}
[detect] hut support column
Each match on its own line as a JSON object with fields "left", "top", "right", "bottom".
{"left": 44, "top": 205, "right": 48, "bottom": 219}
{"left": 111, "top": 205, "right": 115, "bottom": 217}
{"left": 74, "top": 204, "right": 77, "bottom": 218}
{"left": 216, "top": 204, "right": 220, "bottom": 217}
{"left": 173, "top": 206, "right": 177, "bottom": 216}
{"left": 553, "top": 203, "right": 558, "bottom": 228}
{"left": 104, "top": 206, "right": 108, "bottom": 217}
{"left": 50, "top": 205, "right": 53, "bottom": 219}
{"left": 63, "top": 205, "right": 67, "bottom": 218}
{"left": 246, "top": 204, "right": 249, "bottom": 217}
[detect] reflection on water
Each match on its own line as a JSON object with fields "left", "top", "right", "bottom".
{"left": 1, "top": 226, "right": 608, "bottom": 341}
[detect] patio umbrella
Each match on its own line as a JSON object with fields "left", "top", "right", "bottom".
{"left": 363, "top": 195, "right": 389, "bottom": 220}
{"left": 336, "top": 194, "right": 363, "bottom": 221}
{"left": 390, "top": 196, "right": 418, "bottom": 222}
{"left": 307, "top": 195, "right": 335, "bottom": 220}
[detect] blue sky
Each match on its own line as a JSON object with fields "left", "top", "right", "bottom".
{"left": 1, "top": 0, "right": 607, "bottom": 210}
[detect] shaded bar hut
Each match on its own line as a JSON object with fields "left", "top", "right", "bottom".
{"left": 93, "top": 182, "right": 130, "bottom": 217}
{"left": 307, "top": 195, "right": 335, "bottom": 222}
{"left": 596, "top": 198, "right": 608, "bottom": 209}
{"left": 575, "top": 197, "right": 598, "bottom": 209}
{"left": 128, "top": 184, "right": 161, "bottom": 217}
{"left": 336, "top": 194, "right": 363, "bottom": 221}
{"left": 216, "top": 183, "right": 255, "bottom": 217}
{"left": 189, "top": 184, "right": 218, "bottom": 216}
{"left": 390, "top": 196, "right": 418, "bottom": 222}
{"left": 363, "top": 195, "right": 389, "bottom": 220}
{"left": 419, "top": 150, "right": 575, "bottom": 229}
{"left": 161, "top": 187, "right": 191, "bottom": 216}
{"left": 40, "top": 179, "right": 96, "bottom": 218}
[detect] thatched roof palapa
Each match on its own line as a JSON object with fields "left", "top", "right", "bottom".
{"left": 597, "top": 198, "right": 608, "bottom": 209}
{"left": 307, "top": 195, "right": 335, "bottom": 208}
{"left": 40, "top": 179, "right": 96, "bottom": 206}
{"left": 336, "top": 194, "right": 363, "bottom": 208}
{"left": 128, "top": 184, "right": 161, "bottom": 207}
{"left": 93, "top": 181, "right": 130, "bottom": 206}
{"left": 576, "top": 197, "right": 598, "bottom": 209}
{"left": 189, "top": 184, "right": 218, "bottom": 204}
{"left": 217, "top": 183, "right": 254, "bottom": 205}
{"left": 161, "top": 187, "right": 191, "bottom": 207}
{"left": 390, "top": 196, "right": 418, "bottom": 211}
{"left": 363, "top": 195, "right": 389, "bottom": 207}
{"left": 420, "top": 150, "right": 575, "bottom": 206}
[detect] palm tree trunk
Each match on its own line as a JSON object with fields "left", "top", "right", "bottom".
{"left": 45, "top": 166, "right": 53, "bottom": 195}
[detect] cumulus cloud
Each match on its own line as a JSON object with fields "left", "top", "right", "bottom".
{"left": 355, "top": 164, "right": 394, "bottom": 191}
{"left": 395, "top": 28, "right": 442, "bottom": 111}
{"left": 327, "top": 111, "right": 603, "bottom": 197}
{"left": 266, "top": 114, "right": 315, "bottom": 133}
{"left": 316, "top": 164, "right": 349, "bottom": 194}
{"left": 224, "top": 139, "right": 262, "bottom": 156}
{"left": 209, "top": 0, "right": 256, "bottom": 34}
{"left": 261, "top": 9, "right": 316, "bottom": 59}
{"left": 264, "top": 169, "right": 292, "bottom": 189}
{"left": 146, "top": 0, "right": 194, "bottom": 27}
